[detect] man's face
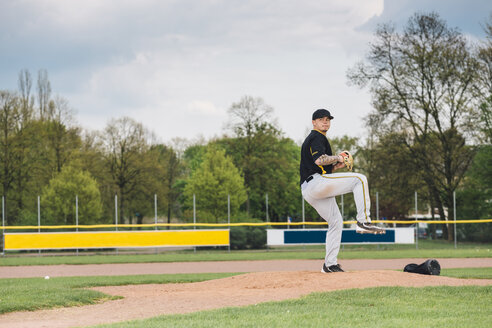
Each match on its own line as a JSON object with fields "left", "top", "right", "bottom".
{"left": 312, "top": 116, "right": 331, "bottom": 132}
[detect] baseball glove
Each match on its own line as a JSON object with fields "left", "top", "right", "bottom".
{"left": 340, "top": 150, "right": 353, "bottom": 171}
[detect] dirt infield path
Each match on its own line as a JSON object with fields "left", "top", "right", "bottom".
{"left": 0, "top": 258, "right": 491, "bottom": 278}
{"left": 1, "top": 270, "right": 491, "bottom": 328}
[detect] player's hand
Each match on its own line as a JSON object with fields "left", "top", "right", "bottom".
{"left": 333, "top": 162, "right": 345, "bottom": 171}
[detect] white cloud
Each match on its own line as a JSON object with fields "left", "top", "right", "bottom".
{"left": 187, "top": 101, "right": 223, "bottom": 116}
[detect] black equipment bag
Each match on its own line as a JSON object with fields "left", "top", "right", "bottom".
{"left": 404, "top": 259, "right": 441, "bottom": 275}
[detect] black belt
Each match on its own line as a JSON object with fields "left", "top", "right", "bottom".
{"left": 305, "top": 175, "right": 314, "bottom": 183}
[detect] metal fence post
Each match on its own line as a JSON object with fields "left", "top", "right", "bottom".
{"left": 114, "top": 194, "right": 118, "bottom": 231}
{"left": 265, "top": 193, "right": 269, "bottom": 222}
{"left": 302, "top": 196, "right": 305, "bottom": 229}
{"left": 115, "top": 194, "right": 118, "bottom": 254}
{"left": 193, "top": 194, "right": 196, "bottom": 228}
{"left": 154, "top": 194, "right": 158, "bottom": 254}
{"left": 75, "top": 195, "right": 79, "bottom": 230}
{"left": 37, "top": 196, "right": 41, "bottom": 232}
{"left": 228, "top": 194, "right": 231, "bottom": 253}
{"left": 454, "top": 191, "right": 457, "bottom": 249}
{"left": 38, "top": 195, "right": 41, "bottom": 255}
{"left": 76, "top": 195, "right": 79, "bottom": 256}
{"left": 376, "top": 192, "right": 379, "bottom": 220}
{"left": 415, "top": 191, "right": 418, "bottom": 250}
{"left": 228, "top": 194, "right": 231, "bottom": 224}
{"left": 2, "top": 196, "right": 4, "bottom": 256}
{"left": 154, "top": 194, "right": 157, "bottom": 231}
{"left": 193, "top": 194, "right": 196, "bottom": 253}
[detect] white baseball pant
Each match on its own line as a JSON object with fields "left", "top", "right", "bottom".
{"left": 301, "top": 172, "right": 371, "bottom": 267}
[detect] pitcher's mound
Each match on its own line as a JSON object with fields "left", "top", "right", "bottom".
{"left": 2, "top": 270, "right": 492, "bottom": 328}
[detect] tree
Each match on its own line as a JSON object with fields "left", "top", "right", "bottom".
{"left": 36, "top": 69, "right": 51, "bottom": 121}
{"left": 476, "top": 14, "right": 492, "bottom": 142}
{"left": 348, "top": 12, "right": 480, "bottom": 241}
{"left": 148, "top": 144, "right": 185, "bottom": 224}
{"left": 183, "top": 143, "right": 207, "bottom": 173}
{"left": 41, "top": 165, "right": 103, "bottom": 225}
{"left": 225, "top": 95, "right": 275, "bottom": 215}
{"left": 223, "top": 95, "right": 302, "bottom": 221}
{"left": 18, "top": 69, "right": 35, "bottom": 120}
{"left": 184, "top": 146, "right": 247, "bottom": 222}
{"left": 100, "top": 117, "right": 150, "bottom": 224}
{"left": 1, "top": 71, "right": 82, "bottom": 225}
{"left": 456, "top": 144, "right": 492, "bottom": 242}
{"left": 67, "top": 130, "right": 113, "bottom": 221}
{"left": 371, "top": 132, "right": 427, "bottom": 219}
{"left": 0, "top": 91, "right": 20, "bottom": 224}
{"left": 14, "top": 70, "right": 36, "bottom": 216}
{"left": 44, "top": 96, "right": 81, "bottom": 173}
{"left": 219, "top": 123, "right": 301, "bottom": 221}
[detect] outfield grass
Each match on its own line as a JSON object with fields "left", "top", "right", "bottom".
{"left": 95, "top": 286, "right": 492, "bottom": 328}
{"left": 441, "top": 267, "right": 492, "bottom": 279}
{"left": 0, "top": 273, "right": 239, "bottom": 314}
{"left": 0, "top": 240, "right": 491, "bottom": 266}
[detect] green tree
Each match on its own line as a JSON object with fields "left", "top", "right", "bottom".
{"left": 348, "top": 12, "right": 479, "bottom": 241}
{"left": 476, "top": 14, "right": 492, "bottom": 142}
{"left": 219, "top": 126, "right": 301, "bottom": 221}
{"left": 222, "top": 96, "right": 302, "bottom": 221}
{"left": 41, "top": 165, "right": 103, "bottom": 225}
{"left": 225, "top": 95, "right": 275, "bottom": 216}
{"left": 100, "top": 117, "right": 150, "bottom": 224}
{"left": 184, "top": 146, "right": 247, "bottom": 222}
{"left": 183, "top": 143, "right": 207, "bottom": 173}
{"left": 14, "top": 70, "right": 36, "bottom": 221}
{"left": 0, "top": 90, "right": 20, "bottom": 224}
{"left": 370, "top": 132, "right": 427, "bottom": 219}
{"left": 149, "top": 144, "right": 185, "bottom": 224}
{"left": 70, "top": 131, "right": 115, "bottom": 222}
{"left": 44, "top": 96, "right": 81, "bottom": 174}
{"left": 456, "top": 145, "right": 492, "bottom": 242}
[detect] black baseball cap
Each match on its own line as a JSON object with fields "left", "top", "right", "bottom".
{"left": 312, "top": 109, "right": 334, "bottom": 120}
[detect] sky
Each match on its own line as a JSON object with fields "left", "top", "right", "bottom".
{"left": 0, "top": 0, "right": 490, "bottom": 145}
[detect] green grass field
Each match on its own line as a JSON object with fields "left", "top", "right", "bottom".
{"left": 0, "top": 240, "right": 491, "bottom": 266}
{"left": 0, "top": 268, "right": 490, "bottom": 315}
{"left": 0, "top": 241, "right": 491, "bottom": 327}
{"left": 94, "top": 285, "right": 492, "bottom": 328}
{"left": 442, "top": 267, "right": 492, "bottom": 279}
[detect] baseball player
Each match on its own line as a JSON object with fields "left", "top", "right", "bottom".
{"left": 300, "top": 109, "right": 384, "bottom": 273}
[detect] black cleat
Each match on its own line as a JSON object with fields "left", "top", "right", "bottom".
{"left": 321, "top": 263, "right": 345, "bottom": 273}
{"left": 356, "top": 222, "right": 386, "bottom": 234}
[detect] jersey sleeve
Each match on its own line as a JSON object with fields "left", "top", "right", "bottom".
{"left": 309, "top": 136, "right": 326, "bottom": 162}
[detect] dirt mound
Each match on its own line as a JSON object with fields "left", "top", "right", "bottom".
{"left": 1, "top": 270, "right": 491, "bottom": 328}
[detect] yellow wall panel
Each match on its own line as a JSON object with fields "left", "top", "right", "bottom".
{"left": 4, "top": 230, "right": 229, "bottom": 250}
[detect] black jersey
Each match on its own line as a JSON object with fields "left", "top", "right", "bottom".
{"left": 299, "top": 130, "right": 334, "bottom": 184}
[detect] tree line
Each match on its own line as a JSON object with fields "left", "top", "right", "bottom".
{"left": 0, "top": 76, "right": 307, "bottom": 226}
{"left": 1, "top": 12, "right": 491, "bottom": 242}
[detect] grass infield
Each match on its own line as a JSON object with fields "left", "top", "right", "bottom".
{"left": 1, "top": 240, "right": 491, "bottom": 266}
{"left": 0, "top": 268, "right": 490, "bottom": 316}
